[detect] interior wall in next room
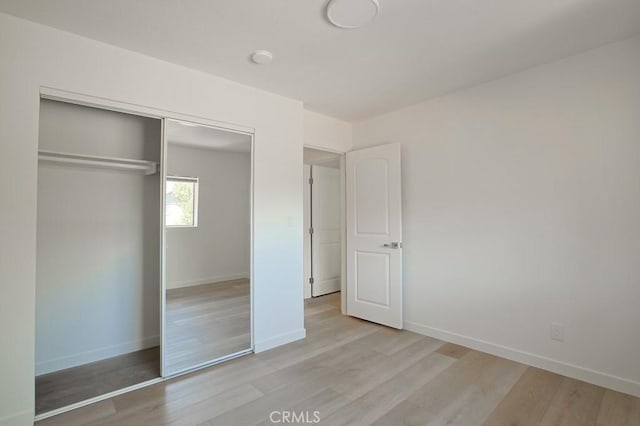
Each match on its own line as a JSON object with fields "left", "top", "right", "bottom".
{"left": 36, "top": 99, "right": 161, "bottom": 375}
{"left": 166, "top": 144, "right": 251, "bottom": 289}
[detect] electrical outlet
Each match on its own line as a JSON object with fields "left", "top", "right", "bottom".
{"left": 550, "top": 323, "right": 564, "bottom": 342}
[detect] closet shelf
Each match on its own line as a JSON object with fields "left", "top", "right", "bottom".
{"left": 38, "top": 150, "right": 159, "bottom": 175}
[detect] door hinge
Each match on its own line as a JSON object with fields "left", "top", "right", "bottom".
{"left": 309, "top": 277, "right": 314, "bottom": 284}
{"left": 308, "top": 177, "right": 313, "bottom": 185}
{"left": 309, "top": 227, "right": 314, "bottom": 235}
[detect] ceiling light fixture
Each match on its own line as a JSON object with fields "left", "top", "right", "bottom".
{"left": 251, "top": 50, "right": 273, "bottom": 65}
{"left": 327, "top": 0, "right": 380, "bottom": 29}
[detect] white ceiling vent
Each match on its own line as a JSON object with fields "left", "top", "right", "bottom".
{"left": 327, "top": 0, "right": 380, "bottom": 29}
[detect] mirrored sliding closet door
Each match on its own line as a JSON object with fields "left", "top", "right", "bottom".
{"left": 163, "top": 119, "right": 253, "bottom": 376}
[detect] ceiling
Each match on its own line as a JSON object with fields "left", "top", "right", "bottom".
{"left": 167, "top": 121, "right": 251, "bottom": 153}
{"left": 1, "top": 0, "right": 639, "bottom": 121}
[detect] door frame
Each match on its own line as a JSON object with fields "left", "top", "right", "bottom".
{"left": 303, "top": 145, "right": 347, "bottom": 314}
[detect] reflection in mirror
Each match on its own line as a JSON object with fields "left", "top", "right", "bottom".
{"left": 164, "top": 120, "right": 252, "bottom": 375}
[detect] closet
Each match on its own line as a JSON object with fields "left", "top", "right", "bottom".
{"left": 35, "top": 99, "right": 162, "bottom": 414}
{"left": 34, "top": 95, "right": 253, "bottom": 417}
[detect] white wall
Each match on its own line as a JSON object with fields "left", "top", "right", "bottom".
{"left": 167, "top": 145, "right": 250, "bottom": 289}
{"left": 303, "top": 109, "right": 352, "bottom": 152}
{"left": 0, "top": 12, "right": 306, "bottom": 425}
{"left": 36, "top": 100, "right": 161, "bottom": 375}
{"left": 353, "top": 35, "right": 640, "bottom": 397}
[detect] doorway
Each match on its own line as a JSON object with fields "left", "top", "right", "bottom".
{"left": 303, "top": 143, "right": 403, "bottom": 329}
{"left": 303, "top": 147, "right": 345, "bottom": 301}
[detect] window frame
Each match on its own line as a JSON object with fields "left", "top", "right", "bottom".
{"left": 165, "top": 175, "right": 199, "bottom": 228}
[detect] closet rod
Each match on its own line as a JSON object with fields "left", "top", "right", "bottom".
{"left": 38, "top": 150, "right": 159, "bottom": 175}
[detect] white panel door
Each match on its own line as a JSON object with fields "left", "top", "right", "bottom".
{"left": 346, "top": 143, "right": 402, "bottom": 328}
{"left": 303, "top": 165, "right": 312, "bottom": 299}
{"left": 311, "top": 165, "right": 342, "bottom": 297}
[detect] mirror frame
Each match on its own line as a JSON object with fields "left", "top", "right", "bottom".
{"left": 160, "top": 118, "right": 255, "bottom": 377}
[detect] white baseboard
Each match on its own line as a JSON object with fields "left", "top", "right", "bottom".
{"left": 0, "top": 408, "right": 32, "bottom": 426}
{"left": 35, "top": 335, "right": 160, "bottom": 376}
{"left": 254, "top": 328, "right": 306, "bottom": 353}
{"left": 404, "top": 321, "right": 640, "bottom": 398}
{"left": 168, "top": 273, "right": 250, "bottom": 290}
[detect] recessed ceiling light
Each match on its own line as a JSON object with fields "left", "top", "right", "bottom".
{"left": 327, "top": 0, "right": 380, "bottom": 29}
{"left": 251, "top": 50, "right": 273, "bottom": 65}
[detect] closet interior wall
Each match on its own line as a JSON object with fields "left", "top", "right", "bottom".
{"left": 36, "top": 99, "right": 161, "bottom": 378}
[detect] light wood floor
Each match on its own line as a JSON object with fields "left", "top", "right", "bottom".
{"left": 39, "top": 292, "right": 640, "bottom": 425}
{"left": 35, "top": 347, "right": 160, "bottom": 415}
{"left": 36, "top": 279, "right": 248, "bottom": 415}
{"left": 165, "top": 279, "right": 251, "bottom": 374}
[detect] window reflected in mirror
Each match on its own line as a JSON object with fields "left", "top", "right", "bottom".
{"left": 166, "top": 177, "right": 198, "bottom": 227}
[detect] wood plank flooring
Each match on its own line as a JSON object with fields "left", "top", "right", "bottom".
{"left": 39, "top": 293, "right": 640, "bottom": 425}
{"left": 35, "top": 347, "right": 160, "bottom": 415}
{"left": 165, "top": 279, "right": 251, "bottom": 374}
{"left": 36, "top": 279, "right": 249, "bottom": 415}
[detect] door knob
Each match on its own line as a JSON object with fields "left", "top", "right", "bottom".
{"left": 383, "top": 242, "right": 402, "bottom": 249}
